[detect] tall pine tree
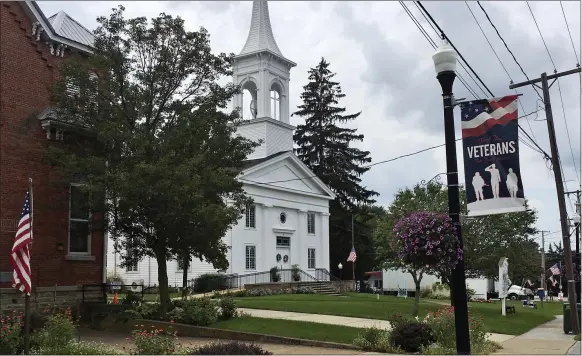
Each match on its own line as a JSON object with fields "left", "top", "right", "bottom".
{"left": 293, "top": 58, "right": 378, "bottom": 279}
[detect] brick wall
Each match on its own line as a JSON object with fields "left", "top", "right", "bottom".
{"left": 0, "top": 2, "right": 104, "bottom": 288}
{"left": 0, "top": 286, "right": 104, "bottom": 313}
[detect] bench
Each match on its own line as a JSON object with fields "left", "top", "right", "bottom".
{"left": 489, "top": 298, "right": 501, "bottom": 303}
{"left": 506, "top": 305, "right": 516, "bottom": 314}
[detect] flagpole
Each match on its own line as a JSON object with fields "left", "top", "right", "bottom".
{"left": 351, "top": 215, "right": 355, "bottom": 289}
{"left": 23, "top": 178, "right": 33, "bottom": 355}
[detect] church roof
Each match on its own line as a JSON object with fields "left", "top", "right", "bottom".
{"left": 47, "top": 11, "right": 94, "bottom": 47}
{"left": 239, "top": 1, "right": 283, "bottom": 57}
{"left": 243, "top": 150, "right": 289, "bottom": 170}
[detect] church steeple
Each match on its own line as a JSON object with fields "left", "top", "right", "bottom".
{"left": 231, "top": 0, "right": 297, "bottom": 160}
{"left": 239, "top": 0, "right": 282, "bottom": 57}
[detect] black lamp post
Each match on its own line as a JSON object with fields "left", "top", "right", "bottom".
{"left": 574, "top": 213, "right": 580, "bottom": 303}
{"left": 433, "top": 39, "right": 471, "bottom": 354}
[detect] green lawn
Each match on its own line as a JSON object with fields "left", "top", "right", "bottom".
{"left": 211, "top": 316, "right": 362, "bottom": 345}
{"left": 234, "top": 293, "right": 560, "bottom": 335}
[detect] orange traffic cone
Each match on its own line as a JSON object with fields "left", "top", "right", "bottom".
{"left": 113, "top": 292, "right": 118, "bottom": 304}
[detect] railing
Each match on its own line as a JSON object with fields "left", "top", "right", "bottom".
{"left": 224, "top": 268, "right": 321, "bottom": 289}
{"left": 82, "top": 283, "right": 145, "bottom": 303}
{"left": 314, "top": 268, "right": 341, "bottom": 282}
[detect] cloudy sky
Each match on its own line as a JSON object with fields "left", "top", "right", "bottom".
{"left": 39, "top": 1, "right": 581, "bottom": 245}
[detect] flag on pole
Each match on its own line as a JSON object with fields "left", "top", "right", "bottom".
{"left": 347, "top": 247, "right": 357, "bottom": 263}
{"left": 526, "top": 279, "right": 533, "bottom": 287}
{"left": 549, "top": 263, "right": 561, "bottom": 275}
{"left": 549, "top": 277, "right": 557, "bottom": 287}
{"left": 11, "top": 191, "right": 32, "bottom": 295}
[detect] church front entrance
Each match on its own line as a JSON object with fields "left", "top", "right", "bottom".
{"left": 276, "top": 236, "right": 291, "bottom": 279}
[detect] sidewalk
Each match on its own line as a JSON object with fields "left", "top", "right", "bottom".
{"left": 238, "top": 308, "right": 514, "bottom": 344}
{"left": 493, "top": 315, "right": 576, "bottom": 355}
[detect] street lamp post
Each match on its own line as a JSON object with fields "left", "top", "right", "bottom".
{"left": 432, "top": 39, "right": 471, "bottom": 355}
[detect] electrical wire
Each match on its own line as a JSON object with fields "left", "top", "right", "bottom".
{"left": 464, "top": 1, "right": 541, "bottom": 147}
{"left": 559, "top": 1, "right": 580, "bottom": 66}
{"left": 526, "top": 2, "right": 557, "bottom": 71}
{"left": 241, "top": 109, "right": 546, "bottom": 186}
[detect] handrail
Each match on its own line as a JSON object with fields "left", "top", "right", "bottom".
{"left": 314, "top": 268, "right": 341, "bottom": 282}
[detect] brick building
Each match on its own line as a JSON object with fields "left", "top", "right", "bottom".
{"left": 0, "top": 1, "right": 105, "bottom": 307}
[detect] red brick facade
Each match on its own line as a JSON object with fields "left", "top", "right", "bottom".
{"left": 0, "top": 2, "right": 104, "bottom": 288}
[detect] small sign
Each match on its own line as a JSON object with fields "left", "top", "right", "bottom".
{"left": 109, "top": 281, "right": 122, "bottom": 290}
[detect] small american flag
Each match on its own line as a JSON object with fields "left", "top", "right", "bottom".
{"left": 526, "top": 279, "right": 533, "bottom": 287}
{"left": 549, "top": 263, "right": 561, "bottom": 276}
{"left": 11, "top": 191, "right": 33, "bottom": 295}
{"left": 460, "top": 95, "right": 519, "bottom": 139}
{"left": 549, "top": 277, "right": 557, "bottom": 287}
{"left": 347, "top": 247, "right": 357, "bottom": 263}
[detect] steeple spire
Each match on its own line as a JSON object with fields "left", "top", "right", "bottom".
{"left": 239, "top": 0, "right": 283, "bottom": 56}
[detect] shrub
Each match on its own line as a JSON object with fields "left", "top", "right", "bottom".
{"left": 466, "top": 288, "right": 476, "bottom": 301}
{"left": 122, "top": 291, "right": 143, "bottom": 306}
{"left": 292, "top": 286, "right": 315, "bottom": 294}
{"left": 182, "top": 298, "right": 218, "bottom": 326}
{"left": 386, "top": 312, "right": 412, "bottom": 330}
{"left": 423, "top": 306, "right": 456, "bottom": 349}
{"left": 193, "top": 274, "right": 229, "bottom": 293}
{"left": 390, "top": 322, "right": 435, "bottom": 353}
{"left": 269, "top": 267, "right": 281, "bottom": 282}
{"left": 420, "top": 286, "right": 432, "bottom": 298}
{"left": 190, "top": 341, "right": 272, "bottom": 355}
{"left": 0, "top": 310, "right": 24, "bottom": 355}
{"left": 32, "top": 309, "right": 78, "bottom": 354}
{"left": 352, "top": 326, "right": 386, "bottom": 351}
{"left": 291, "top": 264, "right": 301, "bottom": 282}
{"left": 132, "top": 302, "right": 163, "bottom": 320}
{"left": 131, "top": 324, "right": 178, "bottom": 355}
{"left": 218, "top": 297, "right": 237, "bottom": 320}
{"left": 167, "top": 307, "right": 186, "bottom": 323}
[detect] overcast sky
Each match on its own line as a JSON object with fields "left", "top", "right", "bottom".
{"left": 39, "top": 1, "right": 581, "bottom": 245}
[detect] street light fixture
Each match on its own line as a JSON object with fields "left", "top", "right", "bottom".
{"left": 573, "top": 213, "right": 581, "bottom": 225}
{"left": 432, "top": 38, "right": 471, "bottom": 355}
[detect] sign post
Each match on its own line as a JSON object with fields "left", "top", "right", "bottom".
{"left": 499, "top": 257, "right": 509, "bottom": 316}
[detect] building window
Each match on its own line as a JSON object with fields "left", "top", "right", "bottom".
{"left": 308, "top": 248, "right": 316, "bottom": 269}
{"left": 279, "top": 212, "right": 286, "bottom": 224}
{"left": 374, "top": 279, "right": 383, "bottom": 290}
{"left": 126, "top": 237, "right": 138, "bottom": 272}
{"left": 69, "top": 184, "right": 90, "bottom": 254}
{"left": 246, "top": 205, "right": 256, "bottom": 228}
{"left": 276, "top": 236, "right": 290, "bottom": 247}
{"left": 307, "top": 213, "right": 316, "bottom": 234}
{"left": 245, "top": 245, "right": 256, "bottom": 270}
{"left": 270, "top": 90, "right": 280, "bottom": 120}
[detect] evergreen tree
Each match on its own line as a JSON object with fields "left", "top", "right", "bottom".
{"left": 292, "top": 58, "right": 378, "bottom": 278}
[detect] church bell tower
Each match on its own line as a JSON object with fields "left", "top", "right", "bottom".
{"left": 232, "top": 0, "right": 297, "bottom": 159}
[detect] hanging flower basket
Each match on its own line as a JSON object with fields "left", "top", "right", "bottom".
{"left": 393, "top": 211, "right": 462, "bottom": 271}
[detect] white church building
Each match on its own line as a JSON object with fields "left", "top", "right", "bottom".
{"left": 107, "top": 0, "right": 335, "bottom": 287}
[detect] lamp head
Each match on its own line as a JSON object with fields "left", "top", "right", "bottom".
{"left": 432, "top": 38, "right": 457, "bottom": 74}
{"left": 338, "top": 262, "right": 343, "bottom": 270}
{"left": 573, "top": 213, "right": 581, "bottom": 225}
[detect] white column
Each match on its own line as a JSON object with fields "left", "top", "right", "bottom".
{"left": 298, "top": 209, "right": 308, "bottom": 270}
{"left": 261, "top": 204, "right": 272, "bottom": 271}
{"left": 259, "top": 68, "right": 270, "bottom": 118}
{"left": 321, "top": 212, "right": 330, "bottom": 272}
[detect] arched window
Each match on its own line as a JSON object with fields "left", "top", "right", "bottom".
{"left": 270, "top": 82, "right": 282, "bottom": 121}
{"left": 241, "top": 80, "right": 258, "bottom": 120}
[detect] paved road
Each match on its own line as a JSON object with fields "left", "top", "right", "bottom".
{"left": 79, "top": 328, "right": 376, "bottom": 355}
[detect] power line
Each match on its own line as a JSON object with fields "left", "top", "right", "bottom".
{"left": 559, "top": 1, "right": 580, "bottom": 66}
{"left": 241, "top": 109, "right": 546, "bottom": 186}
{"left": 416, "top": 1, "right": 551, "bottom": 160}
{"left": 464, "top": 1, "right": 540, "bottom": 147}
{"left": 526, "top": 2, "right": 558, "bottom": 71}
{"left": 398, "top": 1, "right": 480, "bottom": 99}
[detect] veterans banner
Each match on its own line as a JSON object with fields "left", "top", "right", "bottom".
{"left": 461, "top": 95, "right": 526, "bottom": 217}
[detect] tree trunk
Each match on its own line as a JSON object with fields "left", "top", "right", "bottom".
{"left": 182, "top": 254, "right": 189, "bottom": 300}
{"left": 413, "top": 284, "right": 421, "bottom": 317}
{"left": 155, "top": 249, "right": 171, "bottom": 313}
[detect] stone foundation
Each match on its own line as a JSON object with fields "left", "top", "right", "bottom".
{"left": 0, "top": 285, "right": 104, "bottom": 312}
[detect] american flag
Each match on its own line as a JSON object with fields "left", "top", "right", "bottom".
{"left": 460, "top": 95, "right": 519, "bottom": 139}
{"left": 11, "top": 191, "right": 33, "bottom": 295}
{"left": 347, "top": 247, "right": 357, "bottom": 263}
{"left": 549, "top": 263, "right": 561, "bottom": 276}
{"left": 526, "top": 279, "right": 533, "bottom": 287}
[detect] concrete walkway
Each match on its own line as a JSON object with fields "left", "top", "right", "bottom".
{"left": 566, "top": 341, "right": 580, "bottom": 355}
{"left": 79, "top": 328, "right": 376, "bottom": 355}
{"left": 239, "top": 308, "right": 514, "bottom": 344}
{"left": 493, "top": 315, "right": 576, "bottom": 355}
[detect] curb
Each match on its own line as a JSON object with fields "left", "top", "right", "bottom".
{"left": 566, "top": 341, "right": 580, "bottom": 355}
{"left": 114, "top": 318, "right": 362, "bottom": 351}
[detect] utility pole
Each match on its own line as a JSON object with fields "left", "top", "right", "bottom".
{"left": 565, "top": 189, "right": 581, "bottom": 303}
{"left": 540, "top": 230, "right": 549, "bottom": 290}
{"left": 510, "top": 67, "right": 581, "bottom": 335}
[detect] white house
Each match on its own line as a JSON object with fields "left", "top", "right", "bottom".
{"left": 106, "top": 0, "right": 335, "bottom": 287}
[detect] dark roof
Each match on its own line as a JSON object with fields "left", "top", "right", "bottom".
{"left": 242, "top": 150, "right": 290, "bottom": 170}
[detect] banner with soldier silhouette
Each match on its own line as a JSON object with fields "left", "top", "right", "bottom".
{"left": 460, "top": 95, "right": 526, "bottom": 217}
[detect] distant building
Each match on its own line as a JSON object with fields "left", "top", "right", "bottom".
{"left": 0, "top": 1, "right": 105, "bottom": 307}
{"left": 107, "top": 1, "right": 335, "bottom": 287}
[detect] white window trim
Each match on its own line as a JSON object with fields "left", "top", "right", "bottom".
{"left": 307, "top": 247, "right": 316, "bottom": 270}
{"left": 245, "top": 204, "right": 256, "bottom": 229}
{"left": 126, "top": 237, "right": 138, "bottom": 273}
{"left": 67, "top": 183, "right": 91, "bottom": 256}
{"left": 307, "top": 212, "right": 316, "bottom": 235}
{"left": 245, "top": 244, "right": 257, "bottom": 271}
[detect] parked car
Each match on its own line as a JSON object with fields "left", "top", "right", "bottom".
{"left": 506, "top": 285, "right": 533, "bottom": 300}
